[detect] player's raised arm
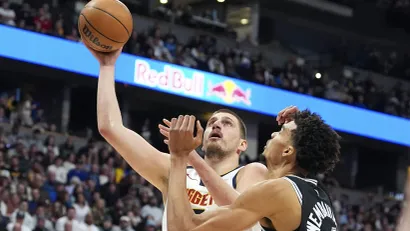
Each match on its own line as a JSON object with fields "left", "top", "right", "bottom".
{"left": 85, "top": 45, "right": 170, "bottom": 193}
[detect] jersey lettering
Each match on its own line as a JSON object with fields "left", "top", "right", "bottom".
{"left": 306, "top": 201, "right": 337, "bottom": 231}
{"left": 186, "top": 188, "right": 214, "bottom": 206}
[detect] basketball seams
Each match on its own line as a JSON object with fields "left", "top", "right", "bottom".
{"left": 79, "top": 14, "right": 124, "bottom": 43}
{"left": 85, "top": 6, "right": 131, "bottom": 37}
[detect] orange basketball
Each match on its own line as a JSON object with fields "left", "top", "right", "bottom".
{"left": 78, "top": 0, "right": 133, "bottom": 52}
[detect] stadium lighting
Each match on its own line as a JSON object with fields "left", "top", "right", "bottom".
{"left": 160, "top": 0, "right": 168, "bottom": 4}
{"left": 217, "top": 0, "right": 225, "bottom": 2}
{"left": 315, "top": 72, "right": 322, "bottom": 79}
{"left": 240, "top": 18, "right": 249, "bottom": 25}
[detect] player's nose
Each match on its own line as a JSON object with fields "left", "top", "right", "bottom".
{"left": 271, "top": 132, "right": 278, "bottom": 138}
{"left": 212, "top": 121, "right": 222, "bottom": 130}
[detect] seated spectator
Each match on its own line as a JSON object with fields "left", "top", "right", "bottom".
{"left": 55, "top": 207, "right": 85, "bottom": 231}
{"left": 67, "top": 160, "right": 89, "bottom": 183}
{"left": 73, "top": 193, "right": 90, "bottom": 223}
{"left": 6, "top": 211, "right": 31, "bottom": 231}
{"left": 140, "top": 197, "right": 162, "bottom": 229}
{"left": 0, "top": 2, "right": 16, "bottom": 26}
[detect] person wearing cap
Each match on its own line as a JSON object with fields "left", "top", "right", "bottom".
{"left": 10, "top": 202, "right": 34, "bottom": 230}
{"left": 6, "top": 211, "right": 31, "bottom": 231}
{"left": 119, "top": 216, "right": 134, "bottom": 231}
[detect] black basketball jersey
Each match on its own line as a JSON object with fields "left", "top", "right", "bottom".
{"left": 285, "top": 175, "right": 338, "bottom": 231}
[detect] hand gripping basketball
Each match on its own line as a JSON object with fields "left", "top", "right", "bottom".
{"left": 168, "top": 115, "right": 203, "bottom": 156}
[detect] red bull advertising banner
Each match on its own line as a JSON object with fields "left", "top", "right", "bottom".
{"left": 1, "top": 25, "right": 410, "bottom": 146}
{"left": 134, "top": 59, "right": 253, "bottom": 107}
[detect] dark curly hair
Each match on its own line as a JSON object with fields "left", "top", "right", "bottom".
{"left": 291, "top": 109, "right": 341, "bottom": 175}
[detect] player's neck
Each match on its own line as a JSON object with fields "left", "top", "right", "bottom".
{"left": 267, "top": 163, "right": 298, "bottom": 179}
{"left": 204, "top": 154, "right": 239, "bottom": 175}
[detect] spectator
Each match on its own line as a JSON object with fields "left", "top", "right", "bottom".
{"left": 73, "top": 193, "right": 90, "bottom": 223}
{"left": 140, "top": 197, "right": 162, "bottom": 228}
{"left": 0, "top": 2, "right": 16, "bottom": 26}
{"left": 84, "top": 213, "right": 98, "bottom": 231}
{"left": 6, "top": 211, "right": 31, "bottom": 231}
{"left": 118, "top": 216, "right": 134, "bottom": 231}
{"left": 55, "top": 207, "right": 84, "bottom": 231}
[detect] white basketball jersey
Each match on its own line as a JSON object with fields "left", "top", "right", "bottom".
{"left": 162, "top": 166, "right": 263, "bottom": 231}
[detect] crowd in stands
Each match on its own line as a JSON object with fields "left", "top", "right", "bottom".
{"left": 1, "top": 0, "right": 410, "bottom": 119}
{"left": 0, "top": 90, "right": 165, "bottom": 231}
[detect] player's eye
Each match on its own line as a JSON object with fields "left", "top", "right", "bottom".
{"left": 223, "top": 120, "right": 232, "bottom": 126}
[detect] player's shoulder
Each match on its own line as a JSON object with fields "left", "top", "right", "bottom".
{"left": 242, "top": 178, "right": 298, "bottom": 205}
{"left": 237, "top": 162, "right": 268, "bottom": 180}
{"left": 241, "top": 162, "right": 268, "bottom": 176}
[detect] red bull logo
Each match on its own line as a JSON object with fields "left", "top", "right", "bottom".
{"left": 134, "top": 59, "right": 204, "bottom": 96}
{"left": 207, "top": 80, "right": 252, "bottom": 105}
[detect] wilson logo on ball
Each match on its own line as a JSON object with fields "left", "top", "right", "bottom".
{"left": 82, "top": 25, "right": 113, "bottom": 50}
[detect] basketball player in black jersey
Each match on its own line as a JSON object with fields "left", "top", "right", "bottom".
{"left": 397, "top": 172, "right": 410, "bottom": 231}
{"left": 166, "top": 109, "right": 341, "bottom": 231}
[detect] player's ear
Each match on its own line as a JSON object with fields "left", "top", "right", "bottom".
{"left": 282, "top": 145, "right": 294, "bottom": 157}
{"left": 237, "top": 139, "right": 247, "bottom": 153}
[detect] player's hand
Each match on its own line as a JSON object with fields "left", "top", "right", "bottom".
{"left": 168, "top": 115, "right": 203, "bottom": 157}
{"left": 84, "top": 43, "right": 123, "bottom": 66}
{"left": 158, "top": 118, "right": 172, "bottom": 145}
{"left": 276, "top": 105, "right": 299, "bottom": 125}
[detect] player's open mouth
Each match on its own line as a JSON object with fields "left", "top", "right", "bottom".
{"left": 209, "top": 131, "right": 223, "bottom": 140}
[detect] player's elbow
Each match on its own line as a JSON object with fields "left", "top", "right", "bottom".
{"left": 97, "top": 122, "right": 121, "bottom": 138}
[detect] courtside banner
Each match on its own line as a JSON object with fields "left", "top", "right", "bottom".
{"left": 0, "top": 25, "right": 409, "bottom": 146}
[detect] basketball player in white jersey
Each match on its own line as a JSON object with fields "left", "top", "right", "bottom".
{"left": 85, "top": 46, "right": 267, "bottom": 230}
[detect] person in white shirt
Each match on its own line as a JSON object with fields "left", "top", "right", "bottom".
{"left": 118, "top": 216, "right": 135, "bottom": 231}
{"left": 55, "top": 207, "right": 86, "bottom": 231}
{"left": 48, "top": 157, "right": 68, "bottom": 184}
{"left": 6, "top": 211, "right": 31, "bottom": 231}
{"left": 32, "top": 205, "right": 53, "bottom": 231}
{"left": 73, "top": 193, "right": 90, "bottom": 223}
{"left": 10, "top": 202, "right": 35, "bottom": 229}
{"left": 140, "top": 197, "right": 162, "bottom": 227}
{"left": 0, "top": 2, "right": 16, "bottom": 26}
{"left": 84, "top": 213, "right": 99, "bottom": 231}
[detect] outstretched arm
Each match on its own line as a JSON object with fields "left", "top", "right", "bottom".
{"left": 86, "top": 45, "right": 170, "bottom": 193}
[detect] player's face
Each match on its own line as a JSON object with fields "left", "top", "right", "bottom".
{"left": 262, "top": 121, "right": 296, "bottom": 168}
{"left": 202, "top": 112, "right": 246, "bottom": 158}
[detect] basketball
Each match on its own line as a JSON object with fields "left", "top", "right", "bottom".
{"left": 78, "top": 0, "right": 133, "bottom": 52}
